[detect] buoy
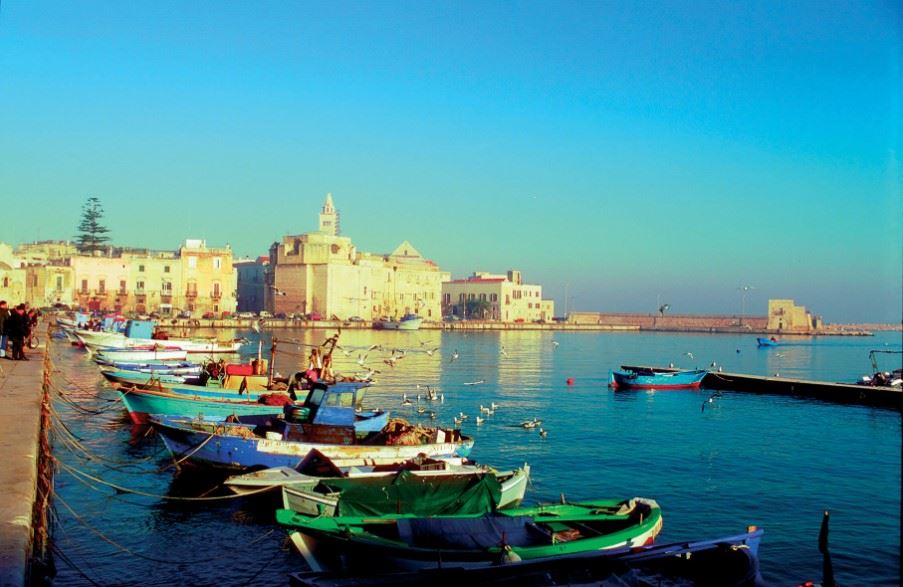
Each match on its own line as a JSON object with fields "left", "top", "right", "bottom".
{"left": 566, "top": 377, "right": 574, "bottom": 385}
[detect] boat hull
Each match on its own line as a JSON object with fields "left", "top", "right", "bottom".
{"left": 118, "top": 389, "right": 288, "bottom": 425}
{"left": 279, "top": 498, "right": 663, "bottom": 573}
{"left": 95, "top": 349, "right": 189, "bottom": 362}
{"left": 287, "top": 528, "right": 763, "bottom": 587}
{"left": 609, "top": 368, "right": 707, "bottom": 390}
{"left": 150, "top": 416, "right": 473, "bottom": 471}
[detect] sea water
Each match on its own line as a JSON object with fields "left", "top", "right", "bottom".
{"left": 48, "top": 328, "right": 901, "bottom": 585}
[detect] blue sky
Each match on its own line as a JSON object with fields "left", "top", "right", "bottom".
{"left": 1, "top": 1, "right": 900, "bottom": 323}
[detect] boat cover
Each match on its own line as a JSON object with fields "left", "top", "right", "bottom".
{"left": 395, "top": 515, "right": 544, "bottom": 549}
{"left": 321, "top": 471, "right": 503, "bottom": 517}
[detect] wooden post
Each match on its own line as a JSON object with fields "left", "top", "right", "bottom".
{"left": 267, "top": 337, "right": 277, "bottom": 387}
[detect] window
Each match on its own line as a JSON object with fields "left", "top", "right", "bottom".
{"left": 81, "top": 279, "right": 88, "bottom": 293}
{"left": 212, "top": 282, "right": 221, "bottom": 298}
{"left": 98, "top": 280, "right": 105, "bottom": 293}
{"left": 490, "top": 293, "right": 498, "bottom": 302}
{"left": 136, "top": 281, "right": 145, "bottom": 292}
{"left": 162, "top": 281, "right": 172, "bottom": 293}
{"left": 164, "top": 265, "right": 170, "bottom": 273}
{"left": 213, "top": 257, "right": 222, "bottom": 270}
{"left": 56, "top": 275, "right": 63, "bottom": 291}
{"left": 119, "top": 280, "right": 127, "bottom": 294}
{"left": 3, "top": 277, "right": 8, "bottom": 288}
{"left": 138, "top": 265, "right": 145, "bottom": 272}
{"left": 188, "top": 257, "right": 197, "bottom": 269}
{"left": 443, "top": 293, "right": 450, "bottom": 304}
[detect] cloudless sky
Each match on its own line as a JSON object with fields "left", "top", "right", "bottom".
{"left": 1, "top": 1, "right": 900, "bottom": 323}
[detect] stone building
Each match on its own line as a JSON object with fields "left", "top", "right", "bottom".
{"left": 235, "top": 256, "right": 269, "bottom": 313}
{"left": 266, "top": 194, "right": 448, "bottom": 320}
{"left": 767, "top": 299, "right": 823, "bottom": 332}
{"left": 441, "top": 270, "right": 555, "bottom": 322}
{"left": 68, "top": 240, "right": 235, "bottom": 316}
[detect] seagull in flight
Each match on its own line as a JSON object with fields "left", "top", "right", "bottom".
{"left": 450, "top": 350, "right": 459, "bottom": 362}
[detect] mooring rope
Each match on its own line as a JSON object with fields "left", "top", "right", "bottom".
{"left": 55, "top": 457, "right": 279, "bottom": 502}
{"left": 54, "top": 493, "right": 277, "bottom": 564}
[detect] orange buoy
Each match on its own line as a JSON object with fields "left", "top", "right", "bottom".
{"left": 566, "top": 377, "right": 574, "bottom": 385}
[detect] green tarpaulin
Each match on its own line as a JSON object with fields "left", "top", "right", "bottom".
{"left": 319, "top": 471, "right": 503, "bottom": 517}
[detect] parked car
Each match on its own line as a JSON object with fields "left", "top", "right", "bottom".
{"left": 347, "top": 316, "right": 363, "bottom": 322}
{"left": 177, "top": 310, "right": 192, "bottom": 319}
{"left": 259, "top": 310, "right": 272, "bottom": 318}
{"left": 236, "top": 312, "right": 255, "bottom": 319}
{"left": 202, "top": 311, "right": 216, "bottom": 319}
{"left": 274, "top": 312, "right": 287, "bottom": 319}
{"left": 307, "top": 312, "right": 323, "bottom": 321}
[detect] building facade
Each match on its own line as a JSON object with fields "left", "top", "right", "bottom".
{"left": 767, "top": 299, "right": 823, "bottom": 332}
{"left": 267, "top": 195, "right": 448, "bottom": 320}
{"left": 441, "top": 270, "right": 555, "bottom": 322}
{"left": 235, "top": 256, "right": 269, "bottom": 313}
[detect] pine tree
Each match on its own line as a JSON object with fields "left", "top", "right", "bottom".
{"left": 75, "top": 196, "right": 111, "bottom": 254}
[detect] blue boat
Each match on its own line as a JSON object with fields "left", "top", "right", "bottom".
{"left": 94, "top": 358, "right": 204, "bottom": 374}
{"left": 118, "top": 388, "right": 292, "bottom": 425}
{"left": 609, "top": 367, "right": 707, "bottom": 390}
{"left": 756, "top": 337, "right": 780, "bottom": 347}
{"left": 150, "top": 385, "right": 471, "bottom": 471}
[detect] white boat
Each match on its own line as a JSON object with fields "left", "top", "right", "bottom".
{"left": 373, "top": 314, "right": 423, "bottom": 331}
{"left": 83, "top": 336, "right": 242, "bottom": 354}
{"left": 95, "top": 348, "right": 188, "bottom": 362}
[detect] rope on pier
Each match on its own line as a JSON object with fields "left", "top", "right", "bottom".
{"left": 54, "top": 457, "right": 278, "bottom": 502}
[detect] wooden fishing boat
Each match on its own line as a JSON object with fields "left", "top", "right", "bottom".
{"left": 287, "top": 527, "right": 763, "bottom": 587}
{"left": 608, "top": 367, "right": 707, "bottom": 390}
{"left": 116, "top": 388, "right": 309, "bottom": 425}
{"left": 279, "top": 463, "right": 530, "bottom": 517}
{"left": 277, "top": 497, "right": 662, "bottom": 573}
{"left": 101, "top": 367, "right": 204, "bottom": 387}
{"left": 150, "top": 385, "right": 471, "bottom": 470}
{"left": 94, "top": 359, "right": 204, "bottom": 375}
{"left": 224, "top": 450, "right": 471, "bottom": 495}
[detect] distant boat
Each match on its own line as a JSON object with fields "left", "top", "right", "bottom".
{"left": 756, "top": 337, "right": 780, "bottom": 347}
{"left": 373, "top": 314, "right": 423, "bottom": 331}
{"left": 609, "top": 367, "right": 707, "bottom": 390}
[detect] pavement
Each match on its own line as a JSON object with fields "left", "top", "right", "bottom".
{"left": 0, "top": 354, "right": 44, "bottom": 587}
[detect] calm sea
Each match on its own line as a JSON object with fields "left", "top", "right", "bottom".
{"left": 47, "top": 328, "right": 902, "bottom": 586}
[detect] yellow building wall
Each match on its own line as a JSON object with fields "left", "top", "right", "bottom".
{"left": 0, "top": 266, "right": 27, "bottom": 305}
{"left": 767, "top": 298, "right": 820, "bottom": 332}
{"left": 179, "top": 242, "right": 237, "bottom": 316}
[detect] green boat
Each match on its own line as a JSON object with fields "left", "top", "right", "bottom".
{"left": 276, "top": 497, "right": 662, "bottom": 573}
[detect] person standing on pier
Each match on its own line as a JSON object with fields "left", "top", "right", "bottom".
{"left": 5, "top": 304, "right": 29, "bottom": 360}
{"left": 0, "top": 300, "right": 9, "bottom": 359}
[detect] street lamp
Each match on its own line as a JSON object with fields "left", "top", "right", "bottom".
{"left": 738, "top": 285, "right": 755, "bottom": 327}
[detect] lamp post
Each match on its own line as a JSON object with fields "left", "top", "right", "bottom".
{"left": 738, "top": 285, "right": 755, "bottom": 327}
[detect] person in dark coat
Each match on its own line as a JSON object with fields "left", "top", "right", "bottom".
{"left": 6, "top": 304, "right": 29, "bottom": 360}
{"left": 0, "top": 300, "right": 9, "bottom": 359}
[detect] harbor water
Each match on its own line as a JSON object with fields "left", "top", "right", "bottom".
{"left": 48, "top": 328, "right": 901, "bottom": 585}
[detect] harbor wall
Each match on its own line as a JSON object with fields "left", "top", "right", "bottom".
{"left": 0, "top": 355, "right": 45, "bottom": 587}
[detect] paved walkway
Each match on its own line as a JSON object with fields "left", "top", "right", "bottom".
{"left": 0, "top": 356, "right": 44, "bottom": 587}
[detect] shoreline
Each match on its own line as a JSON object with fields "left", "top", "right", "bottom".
{"left": 163, "top": 317, "right": 877, "bottom": 336}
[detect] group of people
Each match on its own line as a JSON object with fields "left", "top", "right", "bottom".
{"left": 0, "top": 301, "right": 40, "bottom": 361}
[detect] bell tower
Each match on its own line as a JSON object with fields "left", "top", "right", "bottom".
{"left": 319, "top": 192, "right": 339, "bottom": 236}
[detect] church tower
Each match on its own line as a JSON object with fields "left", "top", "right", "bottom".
{"left": 318, "top": 192, "right": 339, "bottom": 236}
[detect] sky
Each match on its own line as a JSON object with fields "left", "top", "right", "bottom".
{"left": 0, "top": 1, "right": 900, "bottom": 323}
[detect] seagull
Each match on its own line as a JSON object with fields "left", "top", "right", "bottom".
{"left": 463, "top": 380, "right": 485, "bottom": 386}
{"left": 480, "top": 404, "right": 491, "bottom": 414}
{"left": 417, "top": 406, "right": 426, "bottom": 414}
{"left": 457, "top": 411, "right": 469, "bottom": 420}
{"left": 426, "top": 386, "right": 438, "bottom": 401}
{"left": 424, "top": 347, "right": 439, "bottom": 356}
{"left": 521, "top": 418, "right": 541, "bottom": 429}
{"left": 490, "top": 402, "right": 499, "bottom": 410}
{"left": 450, "top": 350, "right": 459, "bottom": 362}
{"left": 538, "top": 427, "right": 548, "bottom": 439}
{"left": 429, "top": 411, "right": 438, "bottom": 420}
{"left": 552, "top": 341, "right": 560, "bottom": 348}
{"left": 357, "top": 353, "right": 369, "bottom": 367}
{"left": 684, "top": 352, "right": 694, "bottom": 360}
{"left": 402, "top": 398, "right": 414, "bottom": 406}
{"left": 500, "top": 347, "right": 508, "bottom": 358}
{"left": 453, "top": 416, "right": 463, "bottom": 427}
{"left": 367, "top": 344, "right": 381, "bottom": 352}
{"left": 475, "top": 416, "right": 485, "bottom": 425}
{"left": 701, "top": 391, "right": 723, "bottom": 413}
